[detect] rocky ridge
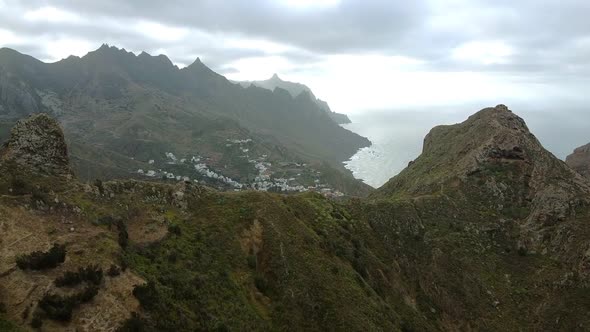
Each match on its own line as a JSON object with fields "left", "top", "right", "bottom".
{"left": 238, "top": 73, "right": 352, "bottom": 124}
{"left": 566, "top": 142, "right": 590, "bottom": 179}
{"left": 377, "top": 104, "right": 590, "bottom": 271}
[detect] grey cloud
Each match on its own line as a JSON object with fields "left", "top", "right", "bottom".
{"left": 1, "top": 0, "right": 590, "bottom": 79}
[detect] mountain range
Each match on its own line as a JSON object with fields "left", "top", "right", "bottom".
{"left": 0, "top": 44, "right": 370, "bottom": 196}
{"left": 1, "top": 104, "right": 590, "bottom": 331}
{"left": 236, "top": 74, "right": 352, "bottom": 124}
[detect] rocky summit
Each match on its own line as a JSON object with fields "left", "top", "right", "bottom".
{"left": 1, "top": 107, "right": 590, "bottom": 331}
{"left": 378, "top": 104, "right": 590, "bottom": 256}
{"left": 567, "top": 142, "right": 590, "bottom": 179}
{"left": 0, "top": 113, "right": 72, "bottom": 177}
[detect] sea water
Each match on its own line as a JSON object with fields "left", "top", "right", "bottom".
{"left": 342, "top": 105, "right": 590, "bottom": 188}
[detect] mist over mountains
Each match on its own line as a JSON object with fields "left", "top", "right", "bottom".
{"left": 236, "top": 73, "right": 351, "bottom": 124}
{"left": 0, "top": 44, "right": 371, "bottom": 195}
{"left": 2, "top": 0, "right": 590, "bottom": 330}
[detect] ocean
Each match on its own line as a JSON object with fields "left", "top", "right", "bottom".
{"left": 342, "top": 105, "right": 590, "bottom": 188}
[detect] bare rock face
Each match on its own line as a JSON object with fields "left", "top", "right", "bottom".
{"left": 566, "top": 143, "right": 590, "bottom": 179}
{"left": 0, "top": 113, "right": 72, "bottom": 176}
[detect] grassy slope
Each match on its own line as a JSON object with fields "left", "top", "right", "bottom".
{"left": 2, "top": 107, "right": 590, "bottom": 331}
{"left": 1, "top": 158, "right": 590, "bottom": 331}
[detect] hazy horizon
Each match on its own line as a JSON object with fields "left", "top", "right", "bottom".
{"left": 343, "top": 102, "right": 589, "bottom": 187}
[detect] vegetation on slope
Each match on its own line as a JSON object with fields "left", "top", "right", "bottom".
{"left": 0, "top": 45, "right": 369, "bottom": 195}
{"left": 1, "top": 107, "right": 590, "bottom": 331}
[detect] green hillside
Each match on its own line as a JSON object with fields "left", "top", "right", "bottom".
{"left": 1, "top": 106, "right": 589, "bottom": 331}
{"left": 0, "top": 46, "right": 370, "bottom": 196}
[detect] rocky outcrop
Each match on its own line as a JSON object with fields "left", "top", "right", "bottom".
{"left": 0, "top": 113, "right": 72, "bottom": 177}
{"left": 376, "top": 104, "right": 590, "bottom": 257}
{"left": 566, "top": 143, "right": 590, "bottom": 179}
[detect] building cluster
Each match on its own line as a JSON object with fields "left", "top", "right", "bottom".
{"left": 135, "top": 141, "right": 345, "bottom": 197}
{"left": 193, "top": 162, "right": 243, "bottom": 189}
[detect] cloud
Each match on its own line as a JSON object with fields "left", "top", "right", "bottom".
{"left": 451, "top": 40, "right": 514, "bottom": 65}
{"left": 23, "top": 6, "right": 82, "bottom": 23}
{"left": 0, "top": 0, "right": 588, "bottom": 111}
{"left": 132, "top": 21, "right": 190, "bottom": 42}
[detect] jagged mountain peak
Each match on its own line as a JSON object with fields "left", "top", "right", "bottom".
{"left": 91, "top": 43, "right": 131, "bottom": 56}
{"left": 185, "top": 56, "right": 216, "bottom": 74}
{"left": 187, "top": 57, "right": 204, "bottom": 68}
{"left": 193, "top": 56, "right": 202, "bottom": 64}
{"left": 137, "top": 51, "right": 175, "bottom": 68}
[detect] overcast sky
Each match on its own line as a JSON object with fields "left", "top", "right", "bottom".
{"left": 0, "top": 0, "right": 589, "bottom": 116}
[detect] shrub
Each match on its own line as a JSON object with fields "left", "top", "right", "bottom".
{"left": 38, "top": 293, "right": 76, "bottom": 321}
{"left": 76, "top": 285, "right": 99, "bottom": 303}
{"left": 55, "top": 265, "right": 103, "bottom": 287}
{"left": 10, "top": 177, "right": 27, "bottom": 195}
{"left": 117, "top": 220, "right": 129, "bottom": 249}
{"left": 94, "top": 179, "right": 104, "bottom": 195}
{"left": 254, "top": 275, "right": 268, "bottom": 293}
{"left": 21, "top": 306, "right": 29, "bottom": 319}
{"left": 0, "top": 302, "right": 5, "bottom": 313}
{"left": 246, "top": 255, "right": 257, "bottom": 269}
{"left": 30, "top": 312, "right": 43, "bottom": 329}
{"left": 16, "top": 244, "right": 66, "bottom": 270}
{"left": 55, "top": 271, "right": 81, "bottom": 287}
{"left": 118, "top": 229, "right": 129, "bottom": 249}
{"left": 168, "top": 224, "right": 182, "bottom": 236}
{"left": 167, "top": 252, "right": 178, "bottom": 263}
{"left": 38, "top": 285, "right": 99, "bottom": 322}
{"left": 108, "top": 264, "right": 121, "bottom": 277}
{"left": 31, "top": 187, "right": 49, "bottom": 205}
{"left": 117, "top": 312, "right": 147, "bottom": 332}
{"left": 132, "top": 281, "right": 159, "bottom": 310}
{"left": 95, "top": 216, "right": 115, "bottom": 227}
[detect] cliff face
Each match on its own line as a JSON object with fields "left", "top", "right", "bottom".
{"left": 1, "top": 109, "right": 590, "bottom": 331}
{"left": 567, "top": 143, "right": 590, "bottom": 179}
